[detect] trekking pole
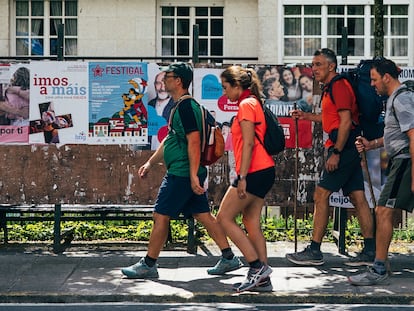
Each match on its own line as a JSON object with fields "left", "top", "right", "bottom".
{"left": 361, "top": 149, "right": 377, "bottom": 208}
{"left": 293, "top": 102, "right": 299, "bottom": 252}
{"left": 357, "top": 135, "right": 377, "bottom": 209}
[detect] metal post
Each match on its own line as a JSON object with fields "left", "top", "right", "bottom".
{"left": 192, "top": 24, "right": 199, "bottom": 64}
{"left": 53, "top": 203, "right": 61, "bottom": 253}
{"left": 293, "top": 102, "right": 299, "bottom": 252}
{"left": 341, "top": 27, "right": 348, "bottom": 65}
{"left": 57, "top": 24, "right": 64, "bottom": 61}
{"left": 374, "top": 0, "right": 384, "bottom": 57}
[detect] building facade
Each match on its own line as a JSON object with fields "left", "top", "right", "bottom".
{"left": 1, "top": 0, "right": 413, "bottom": 65}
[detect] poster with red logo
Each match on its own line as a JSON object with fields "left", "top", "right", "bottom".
{"left": 88, "top": 62, "right": 149, "bottom": 145}
{"left": 193, "top": 66, "right": 314, "bottom": 149}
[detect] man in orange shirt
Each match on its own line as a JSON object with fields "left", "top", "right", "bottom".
{"left": 286, "top": 48, "right": 375, "bottom": 266}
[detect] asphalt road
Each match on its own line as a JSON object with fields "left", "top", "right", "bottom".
{"left": 1, "top": 303, "right": 414, "bottom": 311}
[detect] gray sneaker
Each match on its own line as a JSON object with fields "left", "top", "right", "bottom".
{"left": 348, "top": 266, "right": 390, "bottom": 286}
{"left": 232, "top": 276, "right": 273, "bottom": 292}
{"left": 121, "top": 258, "right": 159, "bottom": 279}
{"left": 286, "top": 246, "right": 324, "bottom": 266}
{"left": 235, "top": 265, "right": 273, "bottom": 293}
{"left": 207, "top": 256, "right": 243, "bottom": 275}
{"left": 344, "top": 251, "right": 375, "bottom": 267}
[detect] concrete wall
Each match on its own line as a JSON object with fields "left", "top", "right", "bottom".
{"left": 77, "top": 1, "right": 156, "bottom": 57}
{"left": 223, "top": 0, "right": 258, "bottom": 59}
{"left": 0, "top": 0, "right": 10, "bottom": 56}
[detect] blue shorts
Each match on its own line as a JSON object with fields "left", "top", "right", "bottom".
{"left": 154, "top": 173, "right": 210, "bottom": 218}
{"left": 318, "top": 147, "right": 364, "bottom": 196}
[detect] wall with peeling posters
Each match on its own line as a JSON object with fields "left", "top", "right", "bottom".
{"left": 2, "top": 61, "right": 400, "bottom": 212}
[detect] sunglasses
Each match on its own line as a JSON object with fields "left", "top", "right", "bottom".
{"left": 163, "top": 74, "right": 178, "bottom": 81}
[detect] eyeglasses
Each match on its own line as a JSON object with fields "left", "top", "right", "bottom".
{"left": 163, "top": 74, "right": 178, "bottom": 81}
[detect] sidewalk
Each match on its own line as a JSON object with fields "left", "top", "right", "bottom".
{"left": 0, "top": 241, "right": 413, "bottom": 305}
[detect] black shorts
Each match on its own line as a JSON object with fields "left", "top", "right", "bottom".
{"left": 231, "top": 167, "right": 275, "bottom": 199}
{"left": 318, "top": 147, "right": 364, "bottom": 196}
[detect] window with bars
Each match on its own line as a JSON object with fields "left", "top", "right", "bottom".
{"left": 161, "top": 6, "right": 223, "bottom": 62}
{"left": 283, "top": 4, "right": 408, "bottom": 62}
{"left": 15, "top": 0, "right": 78, "bottom": 56}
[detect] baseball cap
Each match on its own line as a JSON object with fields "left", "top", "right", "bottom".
{"left": 163, "top": 62, "right": 193, "bottom": 86}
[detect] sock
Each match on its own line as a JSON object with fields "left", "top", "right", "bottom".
{"left": 363, "top": 238, "right": 375, "bottom": 253}
{"left": 373, "top": 259, "right": 386, "bottom": 275}
{"left": 249, "top": 259, "right": 262, "bottom": 269}
{"left": 310, "top": 240, "right": 321, "bottom": 252}
{"left": 221, "top": 247, "right": 234, "bottom": 260}
{"left": 144, "top": 255, "right": 157, "bottom": 267}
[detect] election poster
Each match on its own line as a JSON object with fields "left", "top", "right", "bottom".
{"left": 88, "top": 62, "right": 149, "bottom": 145}
{"left": 146, "top": 63, "right": 175, "bottom": 150}
{"left": 193, "top": 65, "right": 314, "bottom": 150}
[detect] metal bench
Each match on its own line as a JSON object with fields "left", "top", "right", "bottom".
{"left": 0, "top": 204, "right": 196, "bottom": 254}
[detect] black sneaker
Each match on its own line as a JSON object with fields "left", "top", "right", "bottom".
{"left": 286, "top": 245, "right": 324, "bottom": 266}
{"left": 232, "top": 277, "right": 273, "bottom": 292}
{"left": 344, "top": 251, "right": 375, "bottom": 267}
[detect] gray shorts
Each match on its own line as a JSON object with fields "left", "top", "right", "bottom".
{"left": 378, "top": 157, "right": 414, "bottom": 212}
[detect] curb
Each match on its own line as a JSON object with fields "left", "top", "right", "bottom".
{"left": 1, "top": 293, "right": 414, "bottom": 305}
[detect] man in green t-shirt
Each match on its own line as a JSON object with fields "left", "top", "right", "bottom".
{"left": 121, "top": 63, "right": 242, "bottom": 279}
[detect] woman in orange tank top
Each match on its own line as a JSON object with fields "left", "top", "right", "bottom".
{"left": 216, "top": 66, "right": 276, "bottom": 293}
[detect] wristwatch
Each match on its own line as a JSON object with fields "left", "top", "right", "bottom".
{"left": 238, "top": 175, "right": 246, "bottom": 181}
{"left": 332, "top": 148, "right": 341, "bottom": 155}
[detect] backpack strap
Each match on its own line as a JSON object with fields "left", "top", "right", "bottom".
{"left": 390, "top": 83, "right": 413, "bottom": 122}
{"left": 322, "top": 74, "right": 349, "bottom": 106}
{"left": 167, "top": 94, "right": 193, "bottom": 132}
{"left": 246, "top": 95, "right": 266, "bottom": 145}
{"left": 237, "top": 94, "right": 268, "bottom": 149}
{"left": 168, "top": 94, "right": 208, "bottom": 153}
{"left": 323, "top": 74, "right": 359, "bottom": 128}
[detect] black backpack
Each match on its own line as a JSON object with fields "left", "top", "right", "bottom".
{"left": 256, "top": 102, "right": 285, "bottom": 155}
{"left": 324, "top": 59, "right": 388, "bottom": 140}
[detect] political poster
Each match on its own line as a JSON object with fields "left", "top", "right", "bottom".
{"left": 146, "top": 63, "right": 175, "bottom": 150}
{"left": 193, "top": 65, "right": 314, "bottom": 149}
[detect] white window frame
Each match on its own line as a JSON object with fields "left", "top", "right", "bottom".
{"left": 280, "top": 0, "right": 413, "bottom": 65}
{"left": 11, "top": 0, "right": 78, "bottom": 57}
{"left": 157, "top": 1, "right": 224, "bottom": 62}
